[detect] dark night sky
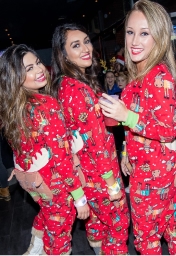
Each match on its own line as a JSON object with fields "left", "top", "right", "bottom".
{"left": 0, "top": 0, "right": 114, "bottom": 50}
{"left": 0, "top": 0, "right": 175, "bottom": 51}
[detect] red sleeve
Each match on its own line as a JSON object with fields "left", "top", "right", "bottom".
{"left": 131, "top": 65, "right": 176, "bottom": 142}
{"left": 16, "top": 95, "right": 82, "bottom": 194}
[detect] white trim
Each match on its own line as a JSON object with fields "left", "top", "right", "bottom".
{"left": 116, "top": 59, "right": 124, "bottom": 66}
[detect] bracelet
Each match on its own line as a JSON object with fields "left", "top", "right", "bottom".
{"left": 121, "top": 151, "right": 127, "bottom": 156}
{"left": 74, "top": 195, "right": 87, "bottom": 208}
{"left": 107, "top": 181, "right": 120, "bottom": 196}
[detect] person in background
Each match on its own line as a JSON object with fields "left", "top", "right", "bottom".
{"left": 116, "top": 72, "right": 129, "bottom": 191}
{"left": 51, "top": 23, "right": 130, "bottom": 255}
{"left": 0, "top": 132, "right": 11, "bottom": 201}
{"left": 105, "top": 70, "right": 122, "bottom": 96}
{"left": 117, "top": 72, "right": 128, "bottom": 94}
{"left": 105, "top": 71, "right": 128, "bottom": 154}
{"left": 114, "top": 44, "right": 127, "bottom": 75}
{"left": 99, "top": 0, "right": 176, "bottom": 254}
{"left": 0, "top": 51, "right": 11, "bottom": 201}
{"left": 114, "top": 62, "right": 124, "bottom": 77}
{"left": 115, "top": 44, "right": 125, "bottom": 67}
{"left": 0, "top": 44, "right": 89, "bottom": 255}
{"left": 115, "top": 72, "right": 128, "bottom": 171}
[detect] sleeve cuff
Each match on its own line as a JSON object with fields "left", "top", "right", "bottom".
{"left": 70, "top": 187, "right": 84, "bottom": 200}
{"left": 122, "top": 110, "right": 139, "bottom": 129}
{"left": 102, "top": 170, "right": 113, "bottom": 179}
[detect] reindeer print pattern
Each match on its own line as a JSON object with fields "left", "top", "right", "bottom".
{"left": 14, "top": 94, "right": 82, "bottom": 255}
{"left": 121, "top": 64, "right": 176, "bottom": 254}
{"left": 154, "top": 71, "right": 175, "bottom": 99}
{"left": 58, "top": 76, "right": 130, "bottom": 255}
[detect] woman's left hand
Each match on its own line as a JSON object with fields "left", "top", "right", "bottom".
{"left": 76, "top": 203, "right": 90, "bottom": 220}
{"left": 99, "top": 93, "right": 129, "bottom": 122}
{"left": 121, "top": 155, "right": 132, "bottom": 176}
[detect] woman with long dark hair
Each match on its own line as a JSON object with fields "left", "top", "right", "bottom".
{"left": 51, "top": 23, "right": 129, "bottom": 255}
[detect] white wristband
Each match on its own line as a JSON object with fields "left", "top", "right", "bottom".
{"left": 74, "top": 195, "right": 87, "bottom": 208}
{"left": 108, "top": 181, "right": 120, "bottom": 196}
{"left": 108, "top": 188, "right": 120, "bottom": 196}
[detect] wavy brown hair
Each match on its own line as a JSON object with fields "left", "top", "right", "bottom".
{"left": 51, "top": 23, "right": 102, "bottom": 98}
{"left": 0, "top": 44, "right": 51, "bottom": 152}
{"left": 125, "top": 0, "right": 176, "bottom": 81}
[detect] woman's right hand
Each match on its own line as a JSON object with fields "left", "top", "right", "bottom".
{"left": 99, "top": 93, "right": 129, "bottom": 122}
{"left": 109, "top": 190, "right": 122, "bottom": 201}
{"left": 76, "top": 203, "right": 90, "bottom": 220}
{"left": 121, "top": 155, "right": 132, "bottom": 176}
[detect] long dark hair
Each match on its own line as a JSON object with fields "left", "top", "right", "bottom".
{"left": 0, "top": 44, "right": 50, "bottom": 152}
{"left": 51, "top": 23, "right": 101, "bottom": 98}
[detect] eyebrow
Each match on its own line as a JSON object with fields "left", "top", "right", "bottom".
{"left": 70, "top": 36, "right": 89, "bottom": 46}
{"left": 25, "top": 57, "right": 39, "bottom": 69}
{"left": 127, "top": 26, "right": 149, "bottom": 29}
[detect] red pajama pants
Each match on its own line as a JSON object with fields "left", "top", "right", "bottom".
{"left": 15, "top": 169, "right": 76, "bottom": 255}
{"left": 130, "top": 175, "right": 176, "bottom": 255}
{"left": 84, "top": 173, "right": 130, "bottom": 255}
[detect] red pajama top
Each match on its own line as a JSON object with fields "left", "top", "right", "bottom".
{"left": 121, "top": 63, "right": 176, "bottom": 188}
{"left": 58, "top": 76, "right": 119, "bottom": 180}
{"left": 14, "top": 94, "right": 82, "bottom": 195}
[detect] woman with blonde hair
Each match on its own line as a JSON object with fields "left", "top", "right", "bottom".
{"left": 99, "top": 0, "right": 176, "bottom": 254}
{"left": 117, "top": 72, "right": 128, "bottom": 92}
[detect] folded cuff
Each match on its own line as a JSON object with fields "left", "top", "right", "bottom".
{"left": 70, "top": 187, "right": 84, "bottom": 200}
{"left": 102, "top": 170, "right": 113, "bottom": 180}
{"left": 122, "top": 110, "right": 139, "bottom": 129}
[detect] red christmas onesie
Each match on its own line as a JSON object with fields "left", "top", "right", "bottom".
{"left": 58, "top": 76, "right": 130, "bottom": 255}
{"left": 13, "top": 94, "right": 83, "bottom": 255}
{"left": 121, "top": 64, "right": 176, "bottom": 255}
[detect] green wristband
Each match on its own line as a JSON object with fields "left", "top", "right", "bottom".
{"left": 102, "top": 170, "right": 113, "bottom": 180}
{"left": 71, "top": 187, "right": 84, "bottom": 200}
{"left": 122, "top": 110, "right": 139, "bottom": 129}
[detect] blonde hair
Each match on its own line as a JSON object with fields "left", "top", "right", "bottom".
{"left": 117, "top": 72, "right": 128, "bottom": 83}
{"left": 125, "top": 0, "right": 176, "bottom": 81}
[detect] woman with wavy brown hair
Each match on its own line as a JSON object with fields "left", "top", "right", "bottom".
{"left": 0, "top": 44, "right": 89, "bottom": 255}
{"left": 51, "top": 23, "right": 130, "bottom": 255}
